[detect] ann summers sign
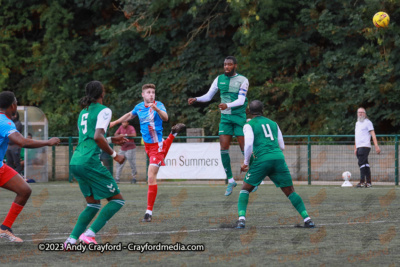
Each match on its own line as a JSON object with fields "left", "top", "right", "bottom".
{"left": 157, "top": 143, "right": 226, "bottom": 179}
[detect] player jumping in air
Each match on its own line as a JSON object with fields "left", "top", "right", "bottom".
{"left": 110, "top": 83, "right": 185, "bottom": 222}
{"left": 236, "top": 100, "right": 315, "bottom": 229}
{"left": 188, "top": 56, "right": 257, "bottom": 196}
{"left": 0, "top": 91, "right": 60, "bottom": 242}
{"left": 64, "top": 81, "right": 128, "bottom": 246}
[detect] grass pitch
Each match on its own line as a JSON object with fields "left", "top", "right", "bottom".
{"left": 0, "top": 182, "right": 399, "bottom": 266}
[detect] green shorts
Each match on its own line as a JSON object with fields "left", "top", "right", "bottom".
{"left": 70, "top": 163, "right": 120, "bottom": 200}
{"left": 244, "top": 158, "right": 293, "bottom": 188}
{"left": 219, "top": 113, "right": 246, "bottom": 136}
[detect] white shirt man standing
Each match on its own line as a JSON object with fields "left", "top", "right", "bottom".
{"left": 354, "top": 108, "right": 381, "bottom": 188}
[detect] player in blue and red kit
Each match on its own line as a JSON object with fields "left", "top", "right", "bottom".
{"left": 110, "top": 84, "right": 185, "bottom": 222}
{"left": 0, "top": 91, "right": 60, "bottom": 242}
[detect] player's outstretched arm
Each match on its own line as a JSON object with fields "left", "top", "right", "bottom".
{"left": 94, "top": 129, "right": 126, "bottom": 164}
{"left": 8, "top": 132, "right": 60, "bottom": 148}
{"left": 188, "top": 78, "right": 219, "bottom": 105}
{"left": 110, "top": 112, "right": 134, "bottom": 128}
{"left": 109, "top": 135, "right": 129, "bottom": 145}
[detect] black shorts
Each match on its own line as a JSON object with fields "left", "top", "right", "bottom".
{"left": 357, "top": 147, "right": 371, "bottom": 167}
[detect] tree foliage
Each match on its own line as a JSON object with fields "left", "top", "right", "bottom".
{"left": 1, "top": 0, "right": 400, "bottom": 136}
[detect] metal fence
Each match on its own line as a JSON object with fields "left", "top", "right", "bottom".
{"left": 47, "top": 135, "right": 399, "bottom": 185}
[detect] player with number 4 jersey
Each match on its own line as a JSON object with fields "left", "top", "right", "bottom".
{"left": 235, "top": 100, "right": 315, "bottom": 229}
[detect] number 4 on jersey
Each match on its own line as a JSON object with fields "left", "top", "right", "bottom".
{"left": 261, "top": 124, "right": 274, "bottom": 140}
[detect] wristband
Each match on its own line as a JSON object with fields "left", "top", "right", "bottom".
{"left": 106, "top": 137, "right": 112, "bottom": 144}
{"left": 111, "top": 151, "right": 117, "bottom": 158}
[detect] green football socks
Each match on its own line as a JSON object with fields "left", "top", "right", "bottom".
{"left": 221, "top": 150, "right": 233, "bottom": 180}
{"left": 238, "top": 190, "right": 250, "bottom": 217}
{"left": 288, "top": 192, "right": 309, "bottom": 219}
{"left": 89, "top": 199, "right": 125, "bottom": 233}
{"left": 70, "top": 204, "right": 101, "bottom": 239}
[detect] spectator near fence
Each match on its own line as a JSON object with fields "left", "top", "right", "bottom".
{"left": 355, "top": 107, "right": 381, "bottom": 188}
{"left": 115, "top": 121, "right": 137, "bottom": 184}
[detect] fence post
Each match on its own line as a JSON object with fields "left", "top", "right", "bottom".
{"left": 307, "top": 135, "right": 311, "bottom": 185}
{"left": 52, "top": 145, "right": 56, "bottom": 181}
{"left": 68, "top": 136, "right": 73, "bottom": 183}
{"left": 395, "top": 135, "right": 399, "bottom": 186}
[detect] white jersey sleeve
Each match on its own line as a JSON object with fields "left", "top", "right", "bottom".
{"left": 96, "top": 108, "right": 112, "bottom": 132}
{"left": 277, "top": 124, "right": 284, "bottom": 150}
{"left": 226, "top": 94, "right": 246, "bottom": 108}
{"left": 243, "top": 124, "right": 254, "bottom": 165}
{"left": 196, "top": 77, "right": 219, "bottom": 102}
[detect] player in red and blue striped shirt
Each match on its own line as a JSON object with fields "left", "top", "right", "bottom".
{"left": 111, "top": 84, "right": 185, "bottom": 222}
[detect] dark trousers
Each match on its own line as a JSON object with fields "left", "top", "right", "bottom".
{"left": 6, "top": 146, "right": 22, "bottom": 174}
{"left": 356, "top": 147, "right": 371, "bottom": 183}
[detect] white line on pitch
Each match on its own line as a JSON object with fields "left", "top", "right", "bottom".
{"left": 18, "top": 219, "right": 400, "bottom": 243}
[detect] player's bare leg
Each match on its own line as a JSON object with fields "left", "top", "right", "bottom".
{"left": 0, "top": 174, "right": 31, "bottom": 242}
{"left": 281, "top": 186, "right": 315, "bottom": 228}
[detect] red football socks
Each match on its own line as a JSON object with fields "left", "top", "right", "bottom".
{"left": 147, "top": 185, "right": 158, "bottom": 211}
{"left": 2, "top": 202, "right": 24, "bottom": 228}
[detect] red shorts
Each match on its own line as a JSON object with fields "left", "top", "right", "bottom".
{"left": 144, "top": 142, "right": 167, "bottom": 167}
{"left": 0, "top": 164, "right": 18, "bottom": 187}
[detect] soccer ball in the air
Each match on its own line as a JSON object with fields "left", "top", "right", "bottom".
{"left": 373, "top": 12, "right": 390, "bottom": 28}
{"left": 342, "top": 171, "right": 351, "bottom": 180}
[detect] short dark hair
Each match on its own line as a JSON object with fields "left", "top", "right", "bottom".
{"left": 0, "top": 91, "right": 16, "bottom": 109}
{"left": 142, "top": 84, "right": 156, "bottom": 91}
{"left": 249, "top": 100, "right": 264, "bottom": 115}
{"left": 225, "top": 56, "right": 237, "bottom": 64}
{"left": 79, "top": 81, "right": 104, "bottom": 109}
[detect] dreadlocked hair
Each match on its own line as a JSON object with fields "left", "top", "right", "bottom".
{"left": 80, "top": 81, "right": 104, "bottom": 109}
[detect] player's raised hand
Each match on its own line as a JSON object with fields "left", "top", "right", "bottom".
{"left": 148, "top": 103, "right": 159, "bottom": 111}
{"left": 48, "top": 137, "right": 61, "bottom": 146}
{"left": 111, "top": 135, "right": 129, "bottom": 145}
{"left": 219, "top": 103, "right": 228, "bottom": 110}
{"left": 114, "top": 154, "right": 126, "bottom": 164}
{"left": 188, "top": 98, "right": 197, "bottom": 105}
{"left": 240, "top": 164, "right": 249, "bottom": 173}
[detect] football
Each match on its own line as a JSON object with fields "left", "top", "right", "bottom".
{"left": 373, "top": 11, "right": 390, "bottom": 28}
{"left": 342, "top": 171, "right": 351, "bottom": 180}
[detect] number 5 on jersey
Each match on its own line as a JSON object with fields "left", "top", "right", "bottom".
{"left": 81, "top": 113, "right": 89, "bottom": 134}
{"left": 262, "top": 124, "right": 274, "bottom": 140}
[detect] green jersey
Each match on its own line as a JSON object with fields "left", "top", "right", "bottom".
{"left": 70, "top": 103, "right": 112, "bottom": 165}
{"left": 217, "top": 73, "right": 248, "bottom": 115}
{"left": 244, "top": 116, "right": 285, "bottom": 161}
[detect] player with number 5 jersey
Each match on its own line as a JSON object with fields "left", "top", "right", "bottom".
{"left": 65, "top": 81, "right": 128, "bottom": 247}
{"left": 235, "top": 100, "right": 315, "bottom": 229}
